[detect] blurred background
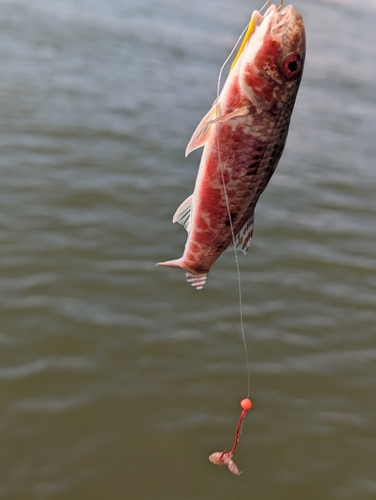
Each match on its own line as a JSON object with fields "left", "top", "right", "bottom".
{"left": 0, "top": 0, "right": 375, "bottom": 498}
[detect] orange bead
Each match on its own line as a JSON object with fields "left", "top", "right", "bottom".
{"left": 240, "top": 398, "right": 253, "bottom": 411}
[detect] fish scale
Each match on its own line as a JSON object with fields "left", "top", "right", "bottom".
{"left": 158, "top": 4, "right": 306, "bottom": 289}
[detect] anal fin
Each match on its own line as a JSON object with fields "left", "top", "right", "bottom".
{"left": 226, "top": 214, "right": 254, "bottom": 255}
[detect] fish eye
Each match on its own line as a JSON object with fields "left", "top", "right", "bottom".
{"left": 288, "top": 60, "right": 298, "bottom": 72}
{"left": 282, "top": 54, "right": 302, "bottom": 79}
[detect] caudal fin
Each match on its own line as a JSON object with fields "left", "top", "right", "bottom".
{"left": 157, "top": 259, "right": 208, "bottom": 290}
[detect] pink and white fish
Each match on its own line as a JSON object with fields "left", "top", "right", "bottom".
{"left": 158, "top": 4, "right": 306, "bottom": 289}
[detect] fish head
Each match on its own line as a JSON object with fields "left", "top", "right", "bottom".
{"left": 237, "top": 4, "right": 306, "bottom": 111}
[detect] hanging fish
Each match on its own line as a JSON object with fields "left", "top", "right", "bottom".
{"left": 158, "top": 3, "right": 306, "bottom": 289}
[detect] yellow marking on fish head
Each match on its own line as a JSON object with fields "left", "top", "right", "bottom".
{"left": 230, "top": 12, "right": 257, "bottom": 72}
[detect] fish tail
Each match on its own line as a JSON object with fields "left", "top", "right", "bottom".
{"left": 157, "top": 259, "right": 208, "bottom": 290}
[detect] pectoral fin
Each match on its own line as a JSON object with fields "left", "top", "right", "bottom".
{"left": 206, "top": 106, "right": 250, "bottom": 125}
{"left": 185, "top": 100, "right": 220, "bottom": 157}
{"left": 185, "top": 103, "right": 250, "bottom": 157}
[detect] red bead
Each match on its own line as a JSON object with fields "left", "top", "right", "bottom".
{"left": 240, "top": 398, "right": 253, "bottom": 411}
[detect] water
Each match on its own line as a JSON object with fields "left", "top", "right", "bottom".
{"left": 0, "top": 0, "right": 375, "bottom": 498}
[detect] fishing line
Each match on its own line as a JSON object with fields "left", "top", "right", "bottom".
{"left": 217, "top": 0, "right": 269, "bottom": 97}
{"left": 217, "top": 24, "right": 248, "bottom": 97}
{"left": 260, "top": 0, "right": 270, "bottom": 14}
{"left": 218, "top": 154, "right": 251, "bottom": 399}
{"left": 214, "top": 19, "right": 260, "bottom": 402}
{"left": 215, "top": 1, "right": 272, "bottom": 400}
{"left": 209, "top": 1, "right": 282, "bottom": 472}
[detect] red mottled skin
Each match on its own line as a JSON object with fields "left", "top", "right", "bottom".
{"left": 158, "top": 5, "right": 306, "bottom": 287}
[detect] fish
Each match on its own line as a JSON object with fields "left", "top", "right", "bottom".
{"left": 158, "top": 3, "right": 306, "bottom": 289}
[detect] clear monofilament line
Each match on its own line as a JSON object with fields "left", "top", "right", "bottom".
{"left": 216, "top": 0, "right": 269, "bottom": 97}
{"left": 260, "top": 0, "right": 270, "bottom": 14}
{"left": 218, "top": 164, "right": 251, "bottom": 399}
{"left": 214, "top": 6, "right": 273, "bottom": 400}
{"left": 214, "top": 2, "right": 270, "bottom": 399}
{"left": 215, "top": 108, "right": 250, "bottom": 398}
{"left": 235, "top": 252, "right": 251, "bottom": 399}
{"left": 217, "top": 25, "right": 248, "bottom": 97}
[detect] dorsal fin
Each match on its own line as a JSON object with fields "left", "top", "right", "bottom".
{"left": 172, "top": 194, "right": 193, "bottom": 232}
{"left": 226, "top": 214, "right": 254, "bottom": 254}
{"left": 185, "top": 100, "right": 220, "bottom": 157}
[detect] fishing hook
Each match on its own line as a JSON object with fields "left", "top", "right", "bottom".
{"left": 268, "top": 0, "right": 284, "bottom": 11}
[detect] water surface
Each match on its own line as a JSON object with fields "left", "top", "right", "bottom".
{"left": 0, "top": 0, "right": 375, "bottom": 498}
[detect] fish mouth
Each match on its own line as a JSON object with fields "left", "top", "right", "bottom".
{"left": 254, "top": 4, "right": 300, "bottom": 31}
{"left": 268, "top": 4, "right": 303, "bottom": 36}
{"left": 260, "top": 4, "right": 299, "bottom": 28}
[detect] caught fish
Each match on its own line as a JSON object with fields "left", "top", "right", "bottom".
{"left": 158, "top": 3, "right": 306, "bottom": 289}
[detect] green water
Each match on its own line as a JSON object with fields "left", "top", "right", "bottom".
{"left": 0, "top": 0, "right": 375, "bottom": 498}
